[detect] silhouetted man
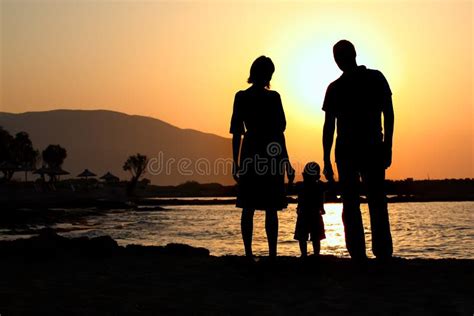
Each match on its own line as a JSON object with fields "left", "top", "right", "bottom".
{"left": 322, "top": 40, "right": 394, "bottom": 260}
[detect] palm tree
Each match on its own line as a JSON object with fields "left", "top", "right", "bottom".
{"left": 0, "top": 129, "right": 39, "bottom": 181}
{"left": 12, "top": 132, "right": 39, "bottom": 181}
{"left": 0, "top": 127, "right": 14, "bottom": 181}
{"left": 123, "top": 153, "right": 148, "bottom": 196}
{"left": 42, "top": 144, "right": 67, "bottom": 182}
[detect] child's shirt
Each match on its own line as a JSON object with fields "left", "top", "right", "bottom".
{"left": 296, "top": 181, "right": 326, "bottom": 215}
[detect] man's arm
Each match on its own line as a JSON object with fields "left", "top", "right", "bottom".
{"left": 322, "top": 111, "right": 336, "bottom": 181}
{"left": 383, "top": 96, "right": 394, "bottom": 169}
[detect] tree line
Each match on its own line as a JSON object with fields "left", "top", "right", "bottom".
{"left": 0, "top": 127, "right": 67, "bottom": 182}
{"left": 0, "top": 126, "right": 150, "bottom": 195}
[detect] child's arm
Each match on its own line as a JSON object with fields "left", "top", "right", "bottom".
{"left": 295, "top": 185, "right": 302, "bottom": 214}
{"left": 320, "top": 205, "right": 326, "bottom": 215}
{"left": 320, "top": 185, "right": 326, "bottom": 215}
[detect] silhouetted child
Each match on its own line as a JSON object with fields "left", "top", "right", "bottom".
{"left": 294, "top": 162, "right": 326, "bottom": 257}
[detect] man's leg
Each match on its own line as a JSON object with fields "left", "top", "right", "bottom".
{"left": 362, "top": 164, "right": 393, "bottom": 259}
{"left": 312, "top": 240, "right": 321, "bottom": 256}
{"left": 241, "top": 208, "right": 255, "bottom": 257}
{"left": 299, "top": 240, "right": 308, "bottom": 257}
{"left": 337, "top": 162, "right": 367, "bottom": 259}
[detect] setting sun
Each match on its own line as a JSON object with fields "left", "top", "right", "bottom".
{"left": 270, "top": 9, "right": 396, "bottom": 114}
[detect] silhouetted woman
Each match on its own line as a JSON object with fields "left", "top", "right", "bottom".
{"left": 230, "top": 56, "right": 294, "bottom": 259}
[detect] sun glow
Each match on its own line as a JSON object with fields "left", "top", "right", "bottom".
{"left": 267, "top": 6, "right": 402, "bottom": 122}
{"left": 320, "top": 203, "right": 346, "bottom": 253}
{"left": 264, "top": 13, "right": 399, "bottom": 170}
{"left": 279, "top": 40, "right": 342, "bottom": 116}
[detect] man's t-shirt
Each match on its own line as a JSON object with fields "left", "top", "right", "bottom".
{"left": 322, "top": 66, "right": 391, "bottom": 154}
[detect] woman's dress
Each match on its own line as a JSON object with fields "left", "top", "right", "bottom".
{"left": 230, "top": 86, "right": 289, "bottom": 210}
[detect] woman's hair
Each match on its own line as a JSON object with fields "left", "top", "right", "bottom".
{"left": 247, "top": 56, "right": 275, "bottom": 88}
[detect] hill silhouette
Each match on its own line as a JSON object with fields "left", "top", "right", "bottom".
{"left": 0, "top": 110, "right": 232, "bottom": 185}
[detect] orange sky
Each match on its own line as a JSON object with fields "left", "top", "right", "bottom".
{"left": 1, "top": 0, "right": 472, "bottom": 179}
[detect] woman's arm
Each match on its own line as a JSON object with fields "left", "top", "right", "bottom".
{"left": 286, "top": 160, "right": 295, "bottom": 184}
{"left": 230, "top": 92, "right": 244, "bottom": 183}
{"left": 232, "top": 134, "right": 242, "bottom": 183}
{"left": 274, "top": 92, "right": 294, "bottom": 183}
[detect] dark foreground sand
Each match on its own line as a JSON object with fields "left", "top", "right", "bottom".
{"left": 0, "top": 231, "right": 472, "bottom": 315}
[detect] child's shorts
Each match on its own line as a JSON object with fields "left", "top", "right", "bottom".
{"left": 294, "top": 213, "right": 326, "bottom": 241}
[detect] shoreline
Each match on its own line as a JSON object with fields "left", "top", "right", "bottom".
{"left": 2, "top": 178, "right": 474, "bottom": 210}
{"left": 1, "top": 200, "right": 472, "bottom": 236}
{"left": 2, "top": 195, "right": 474, "bottom": 211}
{"left": 0, "top": 231, "right": 472, "bottom": 315}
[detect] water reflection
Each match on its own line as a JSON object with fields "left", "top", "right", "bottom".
{"left": 321, "top": 204, "right": 347, "bottom": 256}
{"left": 2, "top": 202, "right": 473, "bottom": 259}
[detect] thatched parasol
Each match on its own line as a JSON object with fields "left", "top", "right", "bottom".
{"left": 100, "top": 171, "right": 119, "bottom": 183}
{"left": 50, "top": 167, "right": 70, "bottom": 176}
{"left": 77, "top": 169, "right": 97, "bottom": 180}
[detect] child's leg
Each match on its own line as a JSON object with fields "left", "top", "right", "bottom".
{"left": 299, "top": 240, "right": 308, "bottom": 257}
{"left": 312, "top": 240, "right": 321, "bottom": 256}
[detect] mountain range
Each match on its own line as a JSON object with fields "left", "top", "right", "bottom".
{"left": 0, "top": 110, "right": 233, "bottom": 185}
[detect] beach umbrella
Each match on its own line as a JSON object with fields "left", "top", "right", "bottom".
{"left": 77, "top": 169, "right": 97, "bottom": 180}
{"left": 100, "top": 171, "right": 119, "bottom": 183}
{"left": 49, "top": 167, "right": 70, "bottom": 180}
{"left": 52, "top": 167, "right": 70, "bottom": 176}
{"left": 34, "top": 166, "right": 70, "bottom": 176}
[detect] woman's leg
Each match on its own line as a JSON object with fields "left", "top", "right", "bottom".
{"left": 241, "top": 208, "right": 255, "bottom": 257}
{"left": 265, "top": 210, "right": 279, "bottom": 257}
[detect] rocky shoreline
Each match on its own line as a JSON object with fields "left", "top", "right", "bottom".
{"left": 0, "top": 231, "right": 472, "bottom": 315}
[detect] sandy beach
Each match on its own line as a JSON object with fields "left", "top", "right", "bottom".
{"left": 0, "top": 231, "right": 472, "bottom": 315}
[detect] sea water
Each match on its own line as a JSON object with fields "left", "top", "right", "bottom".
{"left": 51, "top": 202, "right": 474, "bottom": 259}
{"left": 29, "top": 201, "right": 474, "bottom": 259}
